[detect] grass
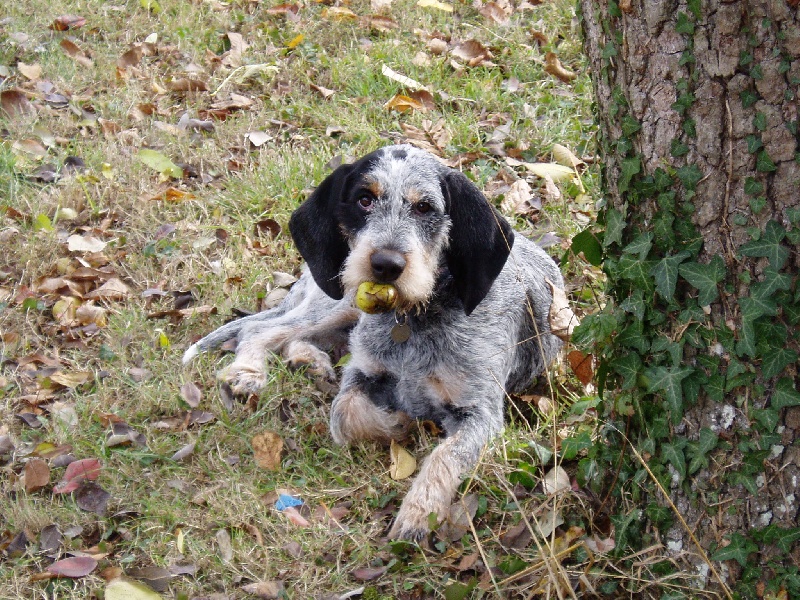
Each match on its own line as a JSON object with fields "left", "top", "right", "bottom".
{"left": 0, "top": 0, "right": 706, "bottom": 598}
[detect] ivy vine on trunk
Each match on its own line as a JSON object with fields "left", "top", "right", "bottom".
{"left": 577, "top": 0, "right": 799, "bottom": 596}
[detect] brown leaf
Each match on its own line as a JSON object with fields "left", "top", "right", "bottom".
{"left": 0, "top": 90, "right": 35, "bottom": 118}
{"left": 252, "top": 431, "right": 283, "bottom": 471}
{"left": 544, "top": 52, "right": 577, "bottom": 83}
{"left": 24, "top": 458, "right": 51, "bottom": 493}
{"left": 364, "top": 15, "right": 398, "bottom": 31}
{"left": 59, "top": 39, "right": 93, "bottom": 68}
{"left": 480, "top": 1, "right": 511, "bottom": 24}
{"left": 180, "top": 382, "right": 202, "bottom": 408}
{"left": 500, "top": 520, "right": 533, "bottom": 549}
{"left": 568, "top": 351, "right": 594, "bottom": 386}
{"left": 546, "top": 278, "right": 578, "bottom": 341}
{"left": 50, "top": 15, "right": 87, "bottom": 30}
{"left": 170, "top": 442, "right": 195, "bottom": 462}
{"left": 46, "top": 556, "right": 98, "bottom": 578}
{"left": 352, "top": 565, "right": 389, "bottom": 581}
{"left": 265, "top": 3, "right": 300, "bottom": 15}
{"left": 126, "top": 566, "right": 173, "bottom": 592}
{"left": 166, "top": 78, "right": 208, "bottom": 93}
{"left": 50, "top": 370, "right": 93, "bottom": 388}
{"left": 117, "top": 46, "right": 143, "bottom": 70}
{"left": 85, "top": 278, "right": 130, "bottom": 300}
{"left": 241, "top": 581, "right": 285, "bottom": 599}
{"left": 310, "top": 84, "right": 336, "bottom": 99}
{"left": 451, "top": 40, "right": 494, "bottom": 67}
{"left": 75, "top": 481, "right": 111, "bottom": 514}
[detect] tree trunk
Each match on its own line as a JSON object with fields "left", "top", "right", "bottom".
{"left": 578, "top": 0, "right": 800, "bottom": 595}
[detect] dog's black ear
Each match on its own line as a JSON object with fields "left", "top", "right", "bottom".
{"left": 289, "top": 163, "right": 355, "bottom": 299}
{"left": 442, "top": 170, "right": 514, "bottom": 315}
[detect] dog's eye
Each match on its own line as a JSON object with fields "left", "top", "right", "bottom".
{"left": 358, "top": 196, "right": 374, "bottom": 210}
{"left": 413, "top": 201, "right": 432, "bottom": 215}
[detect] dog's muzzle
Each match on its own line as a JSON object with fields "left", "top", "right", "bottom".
{"left": 370, "top": 249, "right": 406, "bottom": 283}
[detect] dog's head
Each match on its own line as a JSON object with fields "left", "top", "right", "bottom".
{"left": 289, "top": 145, "right": 514, "bottom": 315}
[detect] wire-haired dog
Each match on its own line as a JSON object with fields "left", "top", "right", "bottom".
{"left": 184, "top": 144, "right": 564, "bottom": 540}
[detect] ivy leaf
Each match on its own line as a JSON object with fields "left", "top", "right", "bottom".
{"left": 612, "top": 352, "right": 642, "bottom": 390}
{"left": 711, "top": 533, "right": 758, "bottom": 567}
{"left": 618, "top": 157, "right": 641, "bottom": 194}
{"left": 739, "top": 295, "right": 777, "bottom": 323}
{"left": 687, "top": 428, "right": 718, "bottom": 475}
{"left": 645, "top": 365, "right": 695, "bottom": 424}
{"left": 676, "top": 164, "right": 703, "bottom": 190}
{"left": 758, "top": 526, "right": 800, "bottom": 554}
{"left": 661, "top": 441, "right": 686, "bottom": 481}
{"left": 620, "top": 290, "right": 645, "bottom": 320}
{"left": 728, "top": 470, "right": 759, "bottom": 495}
{"left": 761, "top": 348, "right": 797, "bottom": 380}
{"left": 678, "top": 255, "right": 726, "bottom": 306}
{"left": 772, "top": 377, "right": 800, "bottom": 410}
{"left": 651, "top": 252, "right": 690, "bottom": 301}
{"left": 618, "top": 256, "right": 655, "bottom": 289}
{"left": 739, "top": 221, "right": 789, "bottom": 270}
{"left": 705, "top": 374, "right": 725, "bottom": 402}
{"left": 571, "top": 229, "right": 603, "bottom": 266}
{"left": 623, "top": 232, "right": 653, "bottom": 260}
{"left": 603, "top": 208, "right": 625, "bottom": 248}
{"left": 756, "top": 150, "right": 777, "bottom": 172}
{"left": 752, "top": 408, "right": 779, "bottom": 433}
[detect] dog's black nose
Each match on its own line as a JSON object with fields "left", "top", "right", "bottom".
{"left": 370, "top": 250, "right": 406, "bottom": 282}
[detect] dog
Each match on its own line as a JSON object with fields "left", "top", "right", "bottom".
{"left": 183, "top": 144, "right": 565, "bottom": 540}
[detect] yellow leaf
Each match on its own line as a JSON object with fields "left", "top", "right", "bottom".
{"left": 523, "top": 162, "right": 575, "bottom": 182}
{"left": 139, "top": 0, "right": 161, "bottom": 13}
{"left": 106, "top": 578, "right": 164, "bottom": 600}
{"left": 551, "top": 143, "right": 584, "bottom": 169}
{"left": 417, "top": 0, "right": 453, "bottom": 11}
{"left": 322, "top": 6, "right": 358, "bottom": 20}
{"left": 384, "top": 94, "right": 425, "bottom": 113}
{"left": 389, "top": 439, "right": 416, "bottom": 480}
{"left": 158, "top": 332, "right": 170, "bottom": 349}
{"left": 286, "top": 34, "right": 304, "bottom": 49}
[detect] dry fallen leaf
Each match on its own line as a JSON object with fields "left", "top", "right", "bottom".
{"left": 252, "top": 430, "right": 283, "bottom": 471}
{"left": 241, "top": 581, "right": 285, "bottom": 599}
{"left": 524, "top": 162, "right": 575, "bottom": 183}
{"left": 105, "top": 578, "right": 164, "bottom": 600}
{"left": 417, "top": 0, "right": 453, "bottom": 11}
{"left": 567, "top": 350, "right": 594, "bottom": 386}
{"left": 544, "top": 52, "right": 577, "bottom": 83}
{"left": 50, "top": 15, "right": 87, "bottom": 30}
{"left": 1, "top": 90, "right": 36, "bottom": 118}
{"left": 86, "top": 278, "right": 130, "bottom": 301}
{"left": 17, "top": 62, "right": 42, "bottom": 80}
{"left": 180, "top": 382, "right": 202, "bottom": 408}
{"left": 389, "top": 439, "right": 416, "bottom": 480}
{"left": 551, "top": 143, "right": 585, "bottom": 170}
{"left": 381, "top": 64, "right": 426, "bottom": 91}
{"left": 384, "top": 94, "right": 425, "bottom": 113}
{"left": 547, "top": 278, "right": 579, "bottom": 341}
{"left": 47, "top": 556, "right": 97, "bottom": 578}
{"left": 24, "top": 458, "right": 51, "bottom": 493}
{"left": 67, "top": 234, "right": 107, "bottom": 253}
{"left": 542, "top": 465, "right": 570, "bottom": 495}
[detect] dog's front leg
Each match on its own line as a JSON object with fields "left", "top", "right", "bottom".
{"left": 388, "top": 407, "right": 503, "bottom": 541}
{"left": 329, "top": 370, "right": 411, "bottom": 445}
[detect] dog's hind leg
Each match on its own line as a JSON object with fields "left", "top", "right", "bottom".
{"left": 184, "top": 270, "right": 357, "bottom": 395}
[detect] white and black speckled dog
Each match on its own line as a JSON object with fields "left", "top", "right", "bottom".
{"left": 184, "top": 144, "right": 564, "bottom": 540}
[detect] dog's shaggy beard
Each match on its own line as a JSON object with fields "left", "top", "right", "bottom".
{"left": 340, "top": 237, "right": 443, "bottom": 314}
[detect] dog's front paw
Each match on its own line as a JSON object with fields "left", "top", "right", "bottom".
{"left": 388, "top": 497, "right": 441, "bottom": 541}
{"left": 218, "top": 363, "right": 268, "bottom": 396}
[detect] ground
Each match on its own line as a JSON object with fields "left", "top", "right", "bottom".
{"left": 0, "top": 0, "right": 694, "bottom": 597}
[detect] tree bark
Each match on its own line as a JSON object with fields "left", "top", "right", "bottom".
{"left": 579, "top": 0, "right": 799, "bottom": 595}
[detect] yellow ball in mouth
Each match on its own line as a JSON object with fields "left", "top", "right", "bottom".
{"left": 355, "top": 281, "right": 399, "bottom": 314}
